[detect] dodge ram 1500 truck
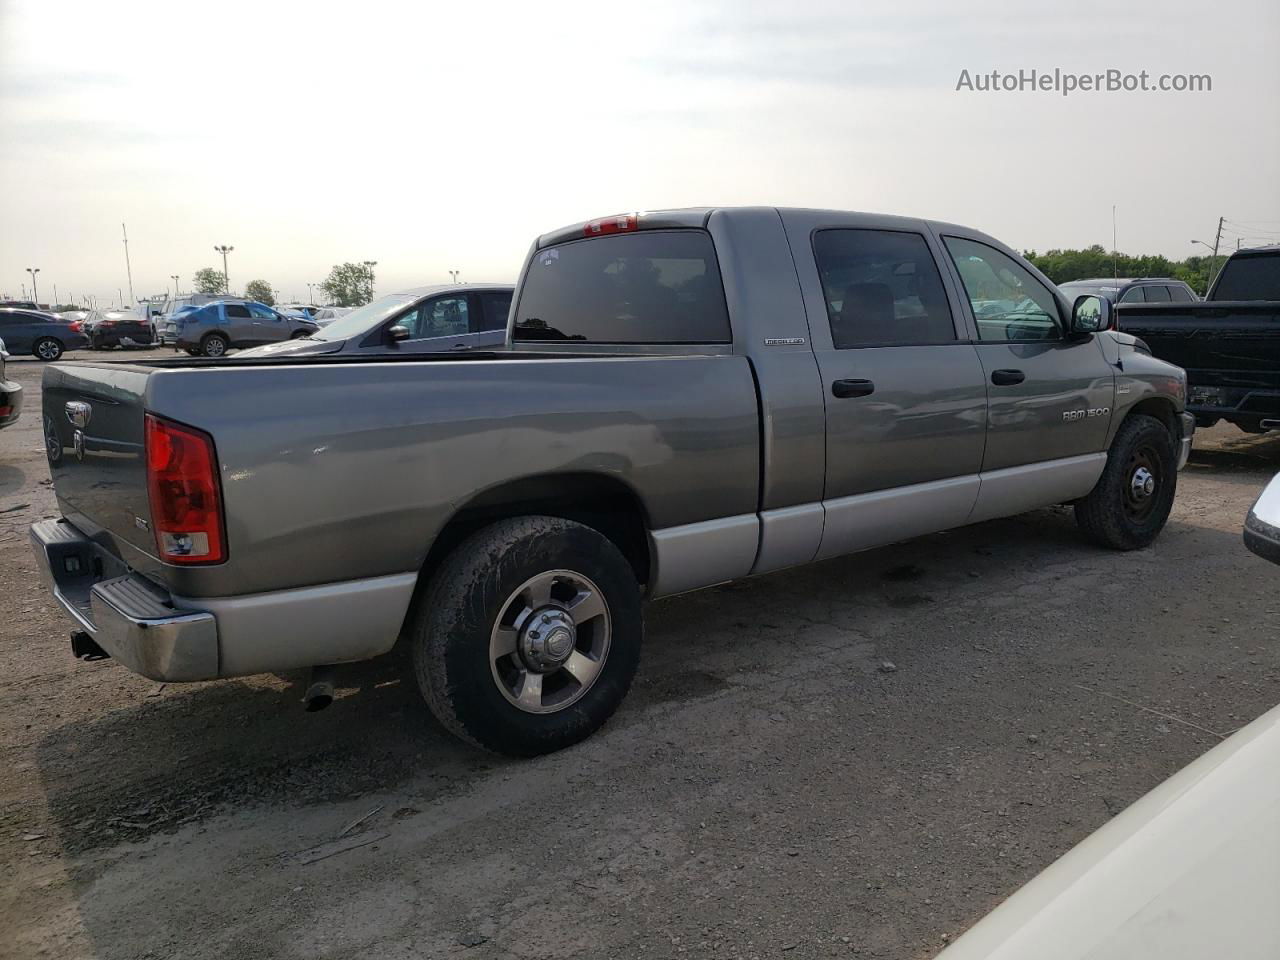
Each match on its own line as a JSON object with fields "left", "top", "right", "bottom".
{"left": 31, "top": 207, "right": 1193, "bottom": 755}
{"left": 1117, "top": 246, "right": 1280, "bottom": 433}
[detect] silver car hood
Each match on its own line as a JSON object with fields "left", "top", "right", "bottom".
{"left": 236, "top": 338, "right": 345, "bottom": 358}
{"left": 935, "top": 701, "right": 1280, "bottom": 960}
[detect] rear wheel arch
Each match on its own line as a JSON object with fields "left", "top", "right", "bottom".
{"left": 416, "top": 473, "right": 653, "bottom": 598}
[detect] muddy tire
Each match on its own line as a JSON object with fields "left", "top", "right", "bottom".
{"left": 411, "top": 516, "right": 642, "bottom": 756}
{"left": 200, "top": 333, "right": 229, "bottom": 358}
{"left": 1075, "top": 413, "right": 1177, "bottom": 550}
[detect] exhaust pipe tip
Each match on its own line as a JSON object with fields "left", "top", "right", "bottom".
{"left": 302, "top": 665, "right": 337, "bottom": 712}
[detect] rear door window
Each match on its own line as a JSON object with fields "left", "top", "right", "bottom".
{"left": 1168, "top": 285, "right": 1195, "bottom": 302}
{"left": 477, "top": 291, "right": 512, "bottom": 332}
{"left": 812, "top": 229, "right": 956, "bottom": 346}
{"left": 514, "top": 230, "right": 730, "bottom": 344}
{"left": 225, "top": 304, "right": 251, "bottom": 319}
{"left": 1118, "top": 286, "right": 1145, "bottom": 303}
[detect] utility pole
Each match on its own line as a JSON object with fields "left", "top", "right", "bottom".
{"left": 1208, "top": 216, "right": 1225, "bottom": 293}
{"left": 214, "top": 245, "right": 234, "bottom": 294}
{"left": 122, "top": 223, "right": 135, "bottom": 304}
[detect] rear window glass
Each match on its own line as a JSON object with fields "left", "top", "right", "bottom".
{"left": 813, "top": 229, "right": 956, "bottom": 346}
{"left": 1212, "top": 254, "right": 1280, "bottom": 300}
{"left": 514, "top": 230, "right": 730, "bottom": 344}
{"left": 1169, "top": 285, "right": 1194, "bottom": 302}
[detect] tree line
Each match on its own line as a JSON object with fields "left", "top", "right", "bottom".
{"left": 190, "top": 263, "right": 376, "bottom": 307}
{"left": 1022, "top": 244, "right": 1223, "bottom": 294}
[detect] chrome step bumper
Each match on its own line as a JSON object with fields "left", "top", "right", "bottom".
{"left": 30, "top": 518, "right": 219, "bottom": 681}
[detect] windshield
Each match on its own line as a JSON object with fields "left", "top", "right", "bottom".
{"left": 1059, "top": 281, "right": 1122, "bottom": 301}
{"left": 312, "top": 294, "right": 420, "bottom": 340}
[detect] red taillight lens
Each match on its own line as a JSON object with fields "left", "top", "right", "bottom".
{"left": 583, "top": 213, "right": 638, "bottom": 237}
{"left": 144, "top": 413, "right": 225, "bottom": 564}
{"left": 68, "top": 321, "right": 82, "bottom": 333}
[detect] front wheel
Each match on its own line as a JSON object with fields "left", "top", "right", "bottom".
{"left": 411, "top": 516, "right": 643, "bottom": 756}
{"left": 1075, "top": 413, "right": 1177, "bottom": 550}
{"left": 33, "top": 337, "right": 63, "bottom": 361}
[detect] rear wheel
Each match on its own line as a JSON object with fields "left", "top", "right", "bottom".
{"left": 199, "top": 333, "right": 229, "bottom": 358}
{"left": 411, "top": 516, "right": 642, "bottom": 755}
{"left": 1075, "top": 413, "right": 1177, "bottom": 550}
{"left": 33, "top": 337, "right": 63, "bottom": 361}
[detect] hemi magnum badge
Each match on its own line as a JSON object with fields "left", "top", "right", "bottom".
{"left": 764, "top": 338, "right": 806, "bottom": 346}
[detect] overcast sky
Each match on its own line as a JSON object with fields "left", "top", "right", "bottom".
{"left": 2, "top": 0, "right": 1278, "bottom": 305}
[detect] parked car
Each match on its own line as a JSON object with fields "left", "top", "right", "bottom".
{"left": 174, "top": 299, "right": 319, "bottom": 356}
{"left": 0, "top": 337, "right": 20, "bottom": 429}
{"left": 1059, "top": 277, "right": 1199, "bottom": 305}
{"left": 942, "top": 481, "right": 1280, "bottom": 959}
{"left": 84, "top": 309, "right": 155, "bottom": 349}
{"left": 158, "top": 303, "right": 206, "bottom": 346}
{"left": 0, "top": 300, "right": 39, "bottom": 309}
{"left": 0, "top": 308, "right": 89, "bottom": 360}
{"left": 311, "top": 306, "right": 353, "bottom": 326}
{"left": 276, "top": 303, "right": 320, "bottom": 319}
{"left": 30, "top": 207, "right": 1191, "bottom": 756}
{"left": 239, "top": 284, "right": 513, "bottom": 358}
{"left": 1115, "top": 246, "right": 1280, "bottom": 433}
{"left": 933, "top": 692, "right": 1280, "bottom": 960}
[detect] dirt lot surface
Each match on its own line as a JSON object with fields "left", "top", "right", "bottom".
{"left": 2, "top": 347, "right": 1279, "bottom": 960}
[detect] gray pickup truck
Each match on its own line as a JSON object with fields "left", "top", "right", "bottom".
{"left": 31, "top": 207, "right": 1193, "bottom": 755}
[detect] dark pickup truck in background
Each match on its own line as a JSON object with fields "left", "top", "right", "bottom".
{"left": 1117, "top": 246, "right": 1280, "bottom": 433}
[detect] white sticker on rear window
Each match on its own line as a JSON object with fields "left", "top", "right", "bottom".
{"left": 539, "top": 249, "right": 559, "bottom": 266}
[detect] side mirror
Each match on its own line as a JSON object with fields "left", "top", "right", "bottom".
{"left": 1070, "top": 294, "right": 1113, "bottom": 336}
{"left": 387, "top": 325, "right": 411, "bottom": 343}
{"left": 1245, "top": 473, "right": 1280, "bottom": 564}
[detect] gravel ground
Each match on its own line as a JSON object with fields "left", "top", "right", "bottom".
{"left": 2, "top": 347, "right": 1278, "bottom": 960}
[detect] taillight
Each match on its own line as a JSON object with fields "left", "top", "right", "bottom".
{"left": 144, "top": 414, "right": 226, "bottom": 564}
{"left": 583, "top": 213, "right": 638, "bottom": 236}
{"left": 68, "top": 321, "right": 82, "bottom": 333}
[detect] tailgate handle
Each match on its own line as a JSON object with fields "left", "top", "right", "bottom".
{"left": 831, "top": 378, "right": 875, "bottom": 398}
{"left": 991, "top": 369, "right": 1026, "bottom": 386}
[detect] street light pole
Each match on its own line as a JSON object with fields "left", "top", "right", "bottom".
{"left": 122, "top": 223, "right": 135, "bottom": 304}
{"left": 1190, "top": 240, "right": 1218, "bottom": 295}
{"left": 171, "top": 274, "right": 180, "bottom": 298}
{"left": 214, "top": 245, "right": 234, "bottom": 294}
{"left": 26, "top": 267, "right": 40, "bottom": 304}
{"left": 448, "top": 269, "right": 460, "bottom": 284}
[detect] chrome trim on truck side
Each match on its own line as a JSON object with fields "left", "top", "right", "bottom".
{"left": 32, "top": 516, "right": 419, "bottom": 681}
{"left": 172, "top": 572, "right": 418, "bottom": 677}
{"left": 967, "top": 453, "right": 1108, "bottom": 525}
{"left": 648, "top": 514, "right": 760, "bottom": 598}
{"left": 1177, "top": 412, "right": 1195, "bottom": 470}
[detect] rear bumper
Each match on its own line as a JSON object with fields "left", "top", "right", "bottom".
{"left": 30, "top": 517, "right": 417, "bottom": 682}
{"left": 30, "top": 518, "right": 218, "bottom": 680}
{"left": 0, "top": 378, "right": 21, "bottom": 428}
{"left": 1177, "top": 411, "right": 1194, "bottom": 470}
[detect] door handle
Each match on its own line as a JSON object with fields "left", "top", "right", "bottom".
{"left": 451, "top": 343, "right": 470, "bottom": 350}
{"left": 991, "top": 369, "right": 1025, "bottom": 386}
{"left": 831, "top": 378, "right": 875, "bottom": 398}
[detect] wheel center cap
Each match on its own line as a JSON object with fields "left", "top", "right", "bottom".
{"left": 1131, "top": 466, "right": 1156, "bottom": 499}
{"left": 518, "top": 607, "right": 577, "bottom": 673}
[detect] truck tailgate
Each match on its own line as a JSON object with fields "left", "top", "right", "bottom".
{"left": 42, "top": 362, "right": 156, "bottom": 562}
